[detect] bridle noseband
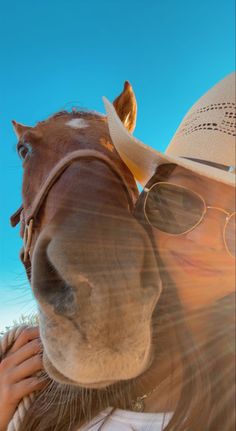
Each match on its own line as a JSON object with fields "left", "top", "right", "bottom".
{"left": 10, "top": 149, "right": 136, "bottom": 265}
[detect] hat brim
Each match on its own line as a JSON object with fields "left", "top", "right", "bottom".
{"left": 103, "top": 97, "right": 235, "bottom": 188}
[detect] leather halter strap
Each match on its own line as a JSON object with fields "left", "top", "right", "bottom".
{"left": 10, "top": 149, "right": 136, "bottom": 263}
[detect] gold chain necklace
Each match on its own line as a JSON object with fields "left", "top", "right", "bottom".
{"left": 129, "top": 369, "right": 175, "bottom": 413}
{"left": 130, "top": 384, "right": 162, "bottom": 412}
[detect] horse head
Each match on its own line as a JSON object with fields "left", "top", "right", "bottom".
{"left": 11, "top": 82, "right": 161, "bottom": 390}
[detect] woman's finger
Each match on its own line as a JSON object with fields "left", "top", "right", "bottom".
{"left": 9, "top": 376, "right": 49, "bottom": 405}
{"left": 6, "top": 338, "right": 42, "bottom": 367}
{"left": 8, "top": 354, "right": 45, "bottom": 384}
{"left": 9, "top": 326, "right": 40, "bottom": 354}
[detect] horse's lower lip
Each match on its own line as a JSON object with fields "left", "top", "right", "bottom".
{"left": 43, "top": 352, "right": 117, "bottom": 388}
{"left": 43, "top": 352, "right": 78, "bottom": 385}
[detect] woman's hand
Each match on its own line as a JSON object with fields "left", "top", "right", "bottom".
{"left": 0, "top": 326, "right": 48, "bottom": 431}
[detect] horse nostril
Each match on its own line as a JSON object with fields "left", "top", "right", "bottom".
{"left": 33, "top": 252, "right": 78, "bottom": 317}
{"left": 48, "top": 280, "right": 78, "bottom": 317}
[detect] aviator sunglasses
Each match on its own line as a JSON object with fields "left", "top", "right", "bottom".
{"left": 141, "top": 182, "right": 236, "bottom": 258}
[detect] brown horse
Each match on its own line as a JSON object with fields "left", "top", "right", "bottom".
{"left": 10, "top": 82, "right": 162, "bottom": 429}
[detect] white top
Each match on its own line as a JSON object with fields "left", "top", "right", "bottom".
{"left": 79, "top": 407, "right": 172, "bottom": 430}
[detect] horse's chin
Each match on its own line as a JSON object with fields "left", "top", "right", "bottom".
{"left": 43, "top": 351, "right": 79, "bottom": 386}
{"left": 43, "top": 351, "right": 117, "bottom": 389}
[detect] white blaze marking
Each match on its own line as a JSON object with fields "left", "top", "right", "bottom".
{"left": 66, "top": 118, "right": 89, "bottom": 129}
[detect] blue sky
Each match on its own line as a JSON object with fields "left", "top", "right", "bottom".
{"left": 0, "top": 0, "right": 235, "bottom": 331}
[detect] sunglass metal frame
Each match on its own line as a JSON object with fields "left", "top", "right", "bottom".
{"left": 143, "top": 181, "right": 236, "bottom": 258}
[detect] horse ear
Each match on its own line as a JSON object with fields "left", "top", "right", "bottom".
{"left": 113, "top": 81, "right": 137, "bottom": 133}
{"left": 12, "top": 120, "right": 32, "bottom": 139}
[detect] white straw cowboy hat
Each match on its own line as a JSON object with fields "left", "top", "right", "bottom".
{"left": 103, "top": 72, "right": 236, "bottom": 187}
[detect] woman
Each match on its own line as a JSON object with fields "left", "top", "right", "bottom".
{"left": 1, "top": 73, "right": 235, "bottom": 430}
{"left": 102, "top": 72, "right": 235, "bottom": 430}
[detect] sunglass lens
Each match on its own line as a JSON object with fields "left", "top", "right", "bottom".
{"left": 145, "top": 183, "right": 205, "bottom": 234}
{"left": 225, "top": 213, "right": 236, "bottom": 257}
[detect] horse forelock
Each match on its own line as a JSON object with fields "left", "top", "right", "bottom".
{"left": 37, "top": 108, "right": 106, "bottom": 126}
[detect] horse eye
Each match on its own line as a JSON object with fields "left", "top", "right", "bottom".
{"left": 17, "top": 142, "right": 32, "bottom": 162}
